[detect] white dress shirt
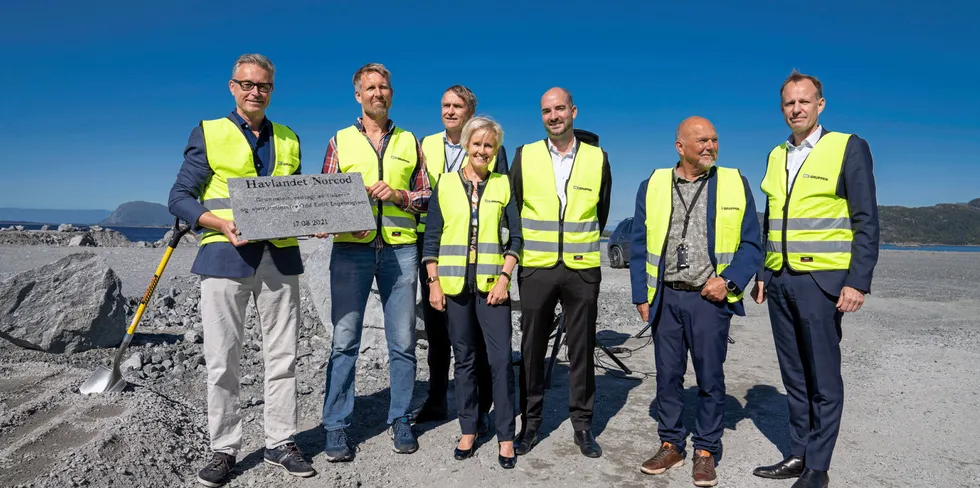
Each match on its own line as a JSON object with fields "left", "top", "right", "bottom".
{"left": 547, "top": 137, "right": 577, "bottom": 214}
{"left": 786, "top": 125, "right": 823, "bottom": 193}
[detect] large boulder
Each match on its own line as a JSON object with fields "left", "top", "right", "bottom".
{"left": 68, "top": 233, "right": 97, "bottom": 247}
{"left": 0, "top": 252, "right": 127, "bottom": 353}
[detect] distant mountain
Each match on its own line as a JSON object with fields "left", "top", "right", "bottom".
{"left": 100, "top": 201, "right": 172, "bottom": 227}
{"left": 0, "top": 207, "right": 111, "bottom": 225}
{"left": 879, "top": 203, "right": 980, "bottom": 245}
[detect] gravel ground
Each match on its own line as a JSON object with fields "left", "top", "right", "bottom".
{"left": 1, "top": 242, "right": 979, "bottom": 487}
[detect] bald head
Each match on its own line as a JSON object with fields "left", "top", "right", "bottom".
{"left": 675, "top": 116, "right": 715, "bottom": 142}
{"left": 540, "top": 87, "right": 577, "bottom": 139}
{"left": 675, "top": 116, "right": 719, "bottom": 172}
{"left": 541, "top": 87, "right": 573, "bottom": 107}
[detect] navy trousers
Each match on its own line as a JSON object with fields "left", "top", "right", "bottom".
{"left": 445, "top": 280, "right": 516, "bottom": 441}
{"left": 417, "top": 236, "right": 492, "bottom": 412}
{"left": 766, "top": 269, "right": 844, "bottom": 471}
{"left": 653, "top": 286, "right": 732, "bottom": 455}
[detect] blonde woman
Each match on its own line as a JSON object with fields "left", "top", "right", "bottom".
{"left": 421, "top": 116, "right": 521, "bottom": 469}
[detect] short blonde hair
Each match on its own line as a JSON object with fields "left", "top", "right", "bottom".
{"left": 352, "top": 63, "right": 391, "bottom": 93}
{"left": 461, "top": 116, "right": 504, "bottom": 152}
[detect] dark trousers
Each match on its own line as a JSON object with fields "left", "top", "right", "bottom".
{"left": 445, "top": 284, "right": 516, "bottom": 441}
{"left": 766, "top": 269, "right": 844, "bottom": 471}
{"left": 417, "top": 236, "right": 492, "bottom": 412}
{"left": 653, "top": 286, "right": 732, "bottom": 455}
{"left": 518, "top": 264, "right": 600, "bottom": 431}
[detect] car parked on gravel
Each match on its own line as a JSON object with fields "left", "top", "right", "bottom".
{"left": 607, "top": 217, "right": 632, "bottom": 269}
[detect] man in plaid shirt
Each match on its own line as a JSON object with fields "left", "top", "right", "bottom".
{"left": 316, "top": 63, "right": 431, "bottom": 461}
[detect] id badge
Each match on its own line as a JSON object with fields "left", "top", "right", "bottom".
{"left": 676, "top": 243, "right": 689, "bottom": 270}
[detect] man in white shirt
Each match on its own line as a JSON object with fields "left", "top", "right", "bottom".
{"left": 509, "top": 87, "right": 613, "bottom": 459}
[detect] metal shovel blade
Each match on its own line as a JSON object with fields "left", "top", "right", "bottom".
{"left": 79, "top": 364, "right": 127, "bottom": 395}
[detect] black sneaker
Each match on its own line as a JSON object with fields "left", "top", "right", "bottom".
{"left": 264, "top": 442, "right": 316, "bottom": 478}
{"left": 197, "top": 452, "right": 235, "bottom": 487}
{"left": 388, "top": 416, "right": 419, "bottom": 453}
{"left": 324, "top": 428, "right": 354, "bottom": 462}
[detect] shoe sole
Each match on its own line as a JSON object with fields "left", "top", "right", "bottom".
{"left": 392, "top": 445, "right": 419, "bottom": 454}
{"left": 693, "top": 478, "right": 718, "bottom": 487}
{"left": 640, "top": 458, "right": 685, "bottom": 475}
{"left": 197, "top": 475, "right": 224, "bottom": 487}
{"left": 752, "top": 471, "right": 801, "bottom": 480}
{"left": 324, "top": 452, "right": 354, "bottom": 463}
{"left": 263, "top": 458, "right": 316, "bottom": 477}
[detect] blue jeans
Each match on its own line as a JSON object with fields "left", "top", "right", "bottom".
{"left": 321, "top": 243, "right": 419, "bottom": 430}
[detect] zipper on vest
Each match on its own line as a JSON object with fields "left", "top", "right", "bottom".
{"left": 557, "top": 146, "right": 579, "bottom": 264}
{"left": 782, "top": 154, "right": 792, "bottom": 269}
{"left": 362, "top": 132, "right": 386, "bottom": 238}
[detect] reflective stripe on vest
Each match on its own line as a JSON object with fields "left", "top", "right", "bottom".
{"left": 418, "top": 132, "right": 497, "bottom": 233}
{"left": 760, "top": 132, "right": 852, "bottom": 272}
{"left": 199, "top": 117, "right": 300, "bottom": 248}
{"left": 644, "top": 167, "right": 746, "bottom": 304}
{"left": 519, "top": 140, "right": 603, "bottom": 269}
{"left": 436, "top": 173, "right": 511, "bottom": 295}
{"left": 333, "top": 125, "right": 419, "bottom": 245}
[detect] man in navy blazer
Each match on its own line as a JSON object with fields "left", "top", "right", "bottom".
{"left": 629, "top": 116, "right": 762, "bottom": 487}
{"left": 751, "top": 71, "right": 880, "bottom": 488}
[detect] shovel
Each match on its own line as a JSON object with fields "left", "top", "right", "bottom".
{"left": 79, "top": 217, "right": 191, "bottom": 395}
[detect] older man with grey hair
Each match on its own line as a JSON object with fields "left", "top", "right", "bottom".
{"left": 169, "top": 53, "right": 315, "bottom": 487}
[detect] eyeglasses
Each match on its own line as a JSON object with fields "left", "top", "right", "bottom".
{"left": 231, "top": 79, "right": 273, "bottom": 93}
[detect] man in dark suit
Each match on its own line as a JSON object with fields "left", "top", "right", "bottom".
{"left": 751, "top": 71, "right": 880, "bottom": 488}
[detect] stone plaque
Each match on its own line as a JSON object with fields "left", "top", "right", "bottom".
{"left": 227, "top": 173, "right": 376, "bottom": 241}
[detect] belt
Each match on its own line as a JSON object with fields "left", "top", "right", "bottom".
{"left": 663, "top": 281, "right": 704, "bottom": 292}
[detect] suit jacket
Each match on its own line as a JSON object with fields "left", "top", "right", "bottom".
{"left": 629, "top": 166, "right": 763, "bottom": 317}
{"left": 759, "top": 127, "right": 880, "bottom": 296}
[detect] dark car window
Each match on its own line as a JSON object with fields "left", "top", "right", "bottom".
{"left": 614, "top": 219, "right": 630, "bottom": 236}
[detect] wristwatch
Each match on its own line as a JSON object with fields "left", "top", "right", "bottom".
{"left": 724, "top": 278, "right": 740, "bottom": 294}
{"left": 426, "top": 276, "right": 438, "bottom": 284}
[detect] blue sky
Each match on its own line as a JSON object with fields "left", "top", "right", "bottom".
{"left": 3, "top": 0, "right": 978, "bottom": 225}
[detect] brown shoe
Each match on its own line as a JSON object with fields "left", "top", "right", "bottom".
{"left": 640, "top": 441, "right": 685, "bottom": 475}
{"left": 692, "top": 450, "right": 718, "bottom": 487}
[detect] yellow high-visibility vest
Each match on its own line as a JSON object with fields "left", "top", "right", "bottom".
{"left": 761, "top": 132, "right": 852, "bottom": 272}
{"left": 436, "top": 172, "right": 511, "bottom": 295}
{"left": 644, "top": 167, "right": 746, "bottom": 304}
{"left": 417, "top": 132, "right": 497, "bottom": 233}
{"left": 333, "top": 125, "right": 419, "bottom": 245}
{"left": 519, "top": 140, "right": 603, "bottom": 269}
{"left": 199, "top": 117, "right": 300, "bottom": 248}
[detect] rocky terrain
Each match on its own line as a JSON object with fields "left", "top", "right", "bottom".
{"left": 0, "top": 225, "right": 193, "bottom": 249}
{"left": 1, "top": 241, "right": 979, "bottom": 487}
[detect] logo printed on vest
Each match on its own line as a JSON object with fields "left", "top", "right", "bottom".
{"left": 800, "top": 256, "right": 813, "bottom": 262}
{"left": 484, "top": 199, "right": 504, "bottom": 205}
{"left": 721, "top": 206, "right": 741, "bottom": 211}
{"left": 572, "top": 185, "right": 593, "bottom": 191}
{"left": 392, "top": 231, "right": 402, "bottom": 236}
{"left": 390, "top": 155, "right": 411, "bottom": 163}
{"left": 802, "top": 174, "right": 829, "bottom": 181}
{"left": 574, "top": 255, "right": 583, "bottom": 260}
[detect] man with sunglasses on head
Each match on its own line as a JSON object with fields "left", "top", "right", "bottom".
{"left": 168, "top": 53, "right": 315, "bottom": 487}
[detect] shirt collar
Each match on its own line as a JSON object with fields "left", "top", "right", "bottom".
{"left": 787, "top": 125, "right": 823, "bottom": 150}
{"left": 547, "top": 136, "right": 577, "bottom": 158}
{"left": 442, "top": 131, "right": 463, "bottom": 149}
{"left": 229, "top": 111, "right": 272, "bottom": 133}
{"left": 354, "top": 117, "right": 395, "bottom": 135}
{"left": 673, "top": 163, "right": 715, "bottom": 182}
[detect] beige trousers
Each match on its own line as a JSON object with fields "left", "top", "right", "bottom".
{"left": 200, "top": 247, "right": 300, "bottom": 456}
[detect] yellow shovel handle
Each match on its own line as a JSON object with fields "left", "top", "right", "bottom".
{"left": 126, "top": 244, "right": 177, "bottom": 336}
